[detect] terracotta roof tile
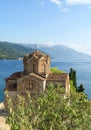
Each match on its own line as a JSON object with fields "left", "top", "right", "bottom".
{"left": 47, "top": 73, "right": 68, "bottom": 81}
{"left": 5, "top": 71, "right": 27, "bottom": 80}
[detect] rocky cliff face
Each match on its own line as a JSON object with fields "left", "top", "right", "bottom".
{"left": 0, "top": 102, "right": 10, "bottom": 130}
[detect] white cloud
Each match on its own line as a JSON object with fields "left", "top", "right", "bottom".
{"left": 50, "top": 0, "right": 91, "bottom": 12}
{"left": 50, "top": 0, "right": 91, "bottom": 7}
{"left": 66, "top": 0, "right": 91, "bottom": 5}
{"left": 46, "top": 41, "right": 54, "bottom": 46}
{"left": 50, "top": 0, "right": 62, "bottom": 6}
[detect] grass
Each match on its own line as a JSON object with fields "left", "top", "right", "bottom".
{"left": 50, "top": 67, "right": 65, "bottom": 73}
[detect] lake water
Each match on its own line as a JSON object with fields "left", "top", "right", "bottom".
{"left": 0, "top": 60, "right": 91, "bottom": 102}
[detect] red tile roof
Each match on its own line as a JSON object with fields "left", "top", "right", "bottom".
{"left": 5, "top": 71, "right": 46, "bottom": 81}
{"left": 5, "top": 71, "right": 27, "bottom": 80}
{"left": 5, "top": 71, "right": 68, "bottom": 82}
{"left": 47, "top": 73, "right": 68, "bottom": 81}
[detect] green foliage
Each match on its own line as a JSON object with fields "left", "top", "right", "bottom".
{"left": 69, "top": 68, "right": 77, "bottom": 91}
{"left": 0, "top": 41, "right": 33, "bottom": 59}
{"left": 70, "top": 80, "right": 76, "bottom": 92}
{"left": 6, "top": 85, "right": 91, "bottom": 130}
{"left": 69, "top": 68, "right": 85, "bottom": 93}
{"left": 78, "top": 84, "right": 85, "bottom": 93}
{"left": 50, "top": 67, "right": 65, "bottom": 73}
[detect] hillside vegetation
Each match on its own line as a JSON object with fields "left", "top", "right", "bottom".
{"left": 6, "top": 84, "right": 91, "bottom": 130}
{"left": 0, "top": 41, "right": 91, "bottom": 61}
{"left": 0, "top": 41, "right": 33, "bottom": 59}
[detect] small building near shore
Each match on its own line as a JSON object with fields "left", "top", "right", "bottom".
{"left": 4, "top": 50, "right": 70, "bottom": 106}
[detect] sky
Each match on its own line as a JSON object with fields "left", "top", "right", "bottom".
{"left": 0, "top": 0, "right": 91, "bottom": 55}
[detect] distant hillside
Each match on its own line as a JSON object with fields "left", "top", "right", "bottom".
{"left": 0, "top": 41, "right": 91, "bottom": 61}
{"left": 22, "top": 43, "right": 91, "bottom": 62}
{"left": 0, "top": 41, "right": 33, "bottom": 59}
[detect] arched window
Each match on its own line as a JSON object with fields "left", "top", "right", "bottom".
{"left": 32, "top": 64, "right": 36, "bottom": 72}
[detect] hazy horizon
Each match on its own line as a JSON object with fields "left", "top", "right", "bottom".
{"left": 0, "top": 0, "right": 91, "bottom": 54}
{"left": 1, "top": 40, "right": 91, "bottom": 56}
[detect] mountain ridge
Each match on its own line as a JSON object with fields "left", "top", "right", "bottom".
{"left": 0, "top": 41, "right": 91, "bottom": 62}
{"left": 21, "top": 43, "right": 91, "bottom": 62}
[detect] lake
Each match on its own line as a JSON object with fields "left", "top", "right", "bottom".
{"left": 0, "top": 60, "right": 91, "bottom": 102}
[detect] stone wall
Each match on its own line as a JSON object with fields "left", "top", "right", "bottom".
{"left": 23, "top": 54, "right": 50, "bottom": 75}
{"left": 38, "top": 57, "right": 50, "bottom": 75}
{"left": 17, "top": 75, "right": 46, "bottom": 94}
{"left": 4, "top": 91, "right": 18, "bottom": 109}
{"left": 65, "top": 74, "right": 70, "bottom": 95}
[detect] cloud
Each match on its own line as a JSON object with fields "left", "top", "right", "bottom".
{"left": 46, "top": 41, "right": 54, "bottom": 46}
{"left": 66, "top": 0, "right": 91, "bottom": 5}
{"left": 50, "top": 0, "right": 91, "bottom": 6}
{"left": 50, "top": 0, "right": 91, "bottom": 12}
{"left": 50, "top": 0, "right": 62, "bottom": 6}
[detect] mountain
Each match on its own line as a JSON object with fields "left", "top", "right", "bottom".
{"left": 0, "top": 41, "right": 33, "bottom": 59}
{"left": 22, "top": 43, "right": 91, "bottom": 62}
{"left": 0, "top": 41, "right": 91, "bottom": 61}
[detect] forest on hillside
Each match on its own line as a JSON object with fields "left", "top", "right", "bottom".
{"left": 0, "top": 42, "right": 33, "bottom": 59}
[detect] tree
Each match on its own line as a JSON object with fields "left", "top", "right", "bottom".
{"left": 78, "top": 84, "right": 85, "bottom": 93}
{"left": 69, "top": 68, "right": 85, "bottom": 94}
{"left": 69, "top": 68, "right": 77, "bottom": 91}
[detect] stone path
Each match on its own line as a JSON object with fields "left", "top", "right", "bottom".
{"left": 0, "top": 103, "right": 10, "bottom": 130}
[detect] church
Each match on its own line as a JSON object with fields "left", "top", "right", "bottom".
{"left": 4, "top": 50, "right": 70, "bottom": 103}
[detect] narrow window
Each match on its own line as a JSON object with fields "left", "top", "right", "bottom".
{"left": 32, "top": 64, "right": 36, "bottom": 72}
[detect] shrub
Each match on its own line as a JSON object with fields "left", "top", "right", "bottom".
{"left": 6, "top": 85, "right": 91, "bottom": 130}
{"left": 51, "top": 67, "right": 65, "bottom": 73}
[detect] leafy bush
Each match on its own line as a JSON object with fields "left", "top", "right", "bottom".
{"left": 51, "top": 67, "right": 65, "bottom": 73}
{"left": 6, "top": 84, "right": 91, "bottom": 130}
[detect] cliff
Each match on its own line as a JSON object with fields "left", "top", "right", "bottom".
{"left": 0, "top": 102, "right": 10, "bottom": 130}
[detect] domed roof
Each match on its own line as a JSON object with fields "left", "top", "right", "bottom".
{"left": 23, "top": 50, "right": 49, "bottom": 60}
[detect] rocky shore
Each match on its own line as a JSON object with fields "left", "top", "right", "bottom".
{"left": 0, "top": 102, "right": 10, "bottom": 130}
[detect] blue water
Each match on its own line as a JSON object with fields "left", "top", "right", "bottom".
{"left": 51, "top": 62, "right": 91, "bottom": 99}
{"left": 0, "top": 60, "right": 91, "bottom": 102}
{"left": 0, "top": 60, "right": 23, "bottom": 102}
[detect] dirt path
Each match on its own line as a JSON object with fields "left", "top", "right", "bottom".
{"left": 0, "top": 102, "right": 10, "bottom": 130}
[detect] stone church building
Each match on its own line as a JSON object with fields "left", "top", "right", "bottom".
{"left": 4, "top": 50, "right": 70, "bottom": 103}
